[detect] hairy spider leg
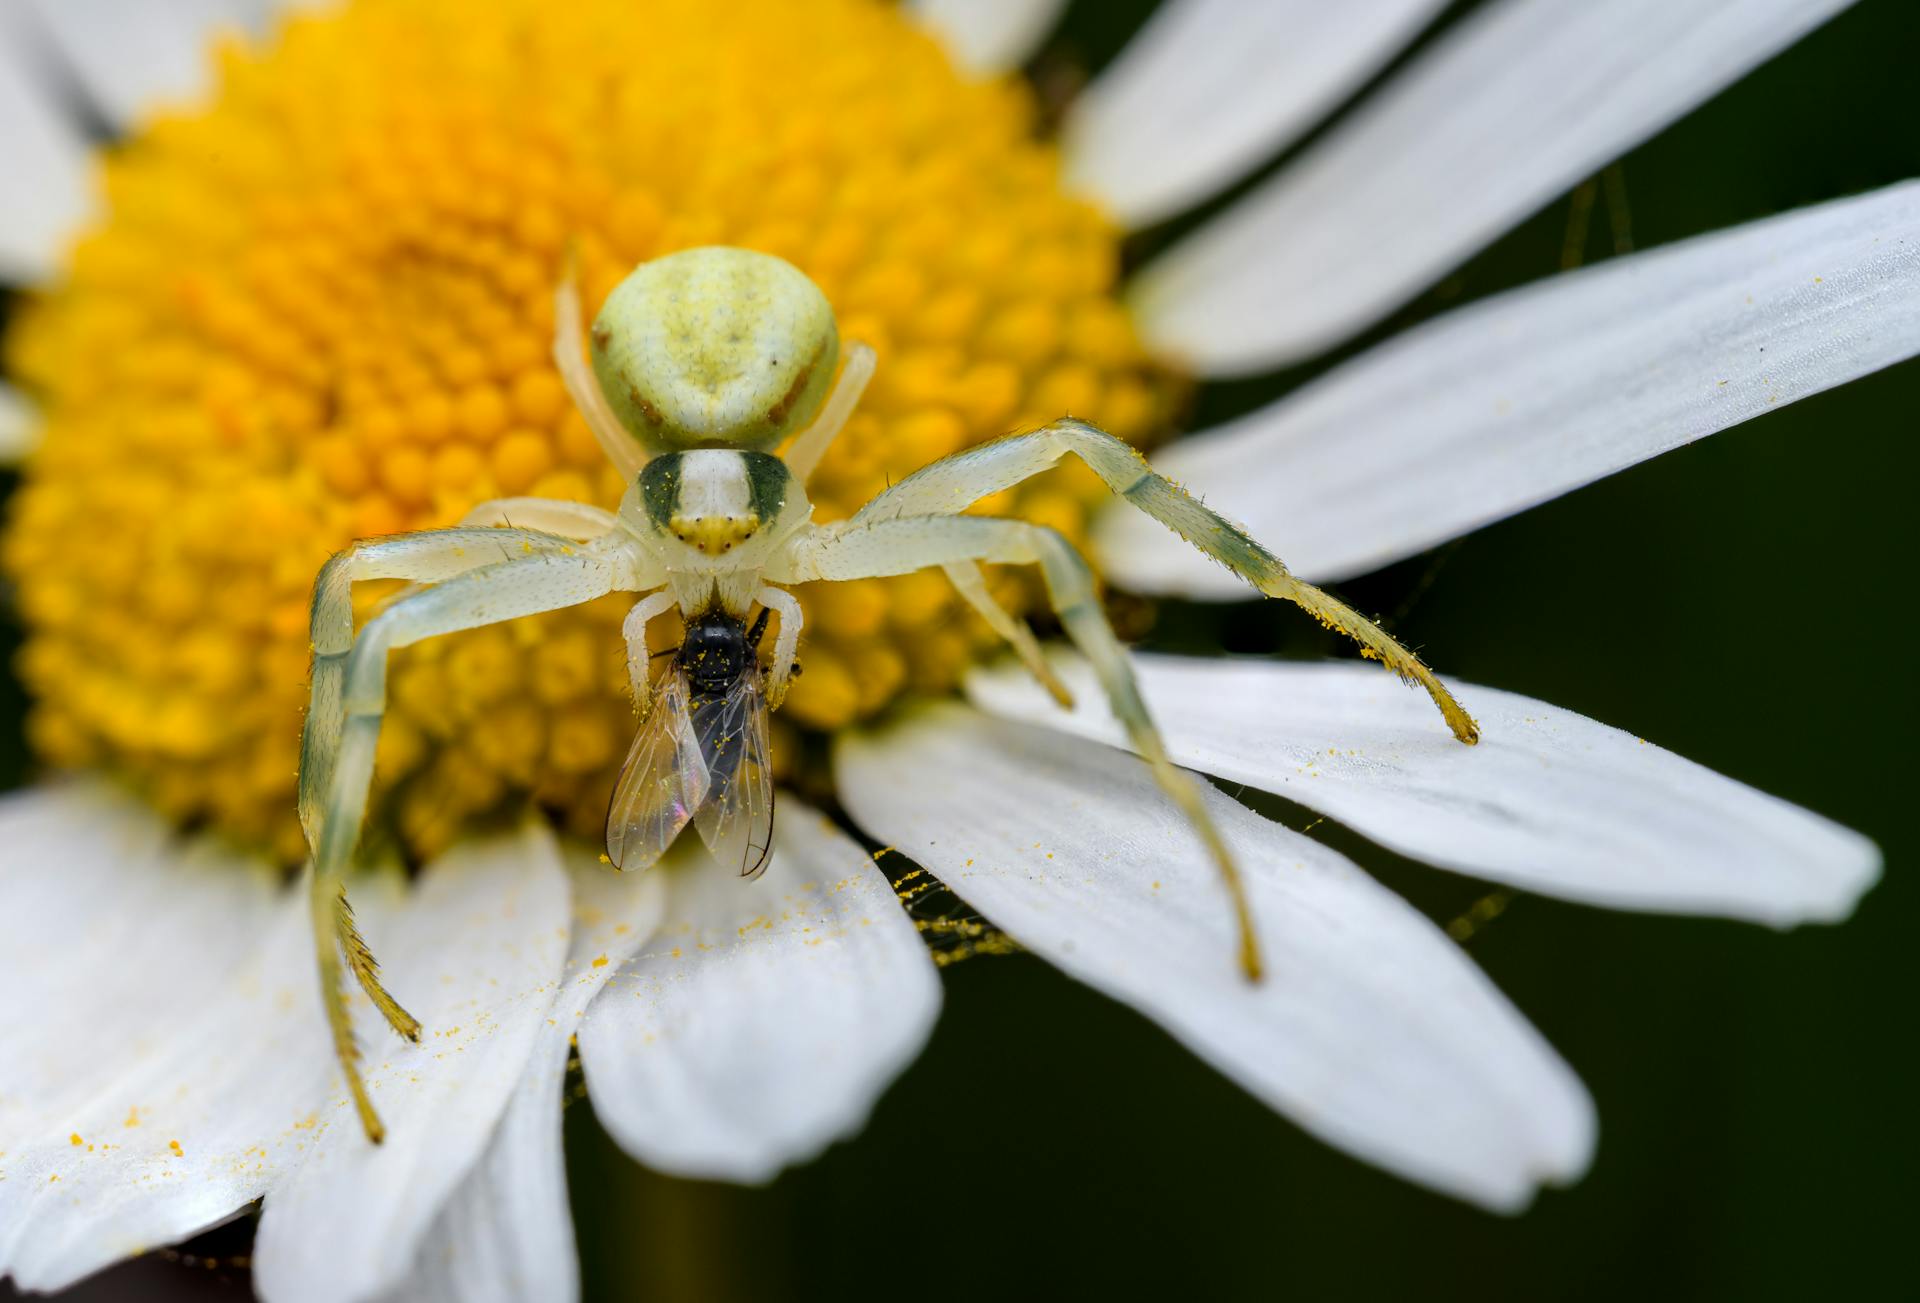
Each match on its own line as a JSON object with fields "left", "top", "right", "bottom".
{"left": 303, "top": 536, "right": 632, "bottom": 1140}
{"left": 304, "top": 528, "right": 584, "bottom": 1139}
{"left": 776, "top": 513, "right": 1266, "bottom": 981}
{"left": 854, "top": 418, "right": 1479, "bottom": 744}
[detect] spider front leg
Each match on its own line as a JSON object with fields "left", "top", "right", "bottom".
{"left": 304, "top": 530, "right": 563, "bottom": 1144}
{"left": 302, "top": 529, "right": 584, "bottom": 846}
{"left": 303, "top": 539, "right": 630, "bottom": 1141}
{"left": 776, "top": 515, "right": 1265, "bottom": 980}
{"left": 855, "top": 418, "right": 1478, "bottom": 744}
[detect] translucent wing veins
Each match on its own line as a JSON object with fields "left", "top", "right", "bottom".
{"left": 606, "top": 657, "right": 774, "bottom": 878}
{"left": 691, "top": 668, "right": 776, "bottom": 879}
{"left": 606, "top": 668, "right": 710, "bottom": 871}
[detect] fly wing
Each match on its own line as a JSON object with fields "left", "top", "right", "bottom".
{"left": 606, "top": 668, "right": 711, "bottom": 872}
{"left": 691, "top": 669, "right": 776, "bottom": 879}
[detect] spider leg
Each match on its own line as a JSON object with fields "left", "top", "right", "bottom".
{"left": 554, "top": 263, "right": 647, "bottom": 481}
{"left": 752, "top": 585, "right": 805, "bottom": 709}
{"left": 302, "top": 529, "right": 583, "bottom": 844}
{"left": 303, "top": 539, "right": 627, "bottom": 1141}
{"left": 623, "top": 589, "right": 679, "bottom": 717}
{"left": 304, "top": 855, "right": 435, "bottom": 1146}
{"left": 776, "top": 515, "right": 1264, "bottom": 980}
{"left": 306, "top": 530, "right": 572, "bottom": 1140}
{"left": 458, "top": 496, "right": 624, "bottom": 541}
{"left": 854, "top": 418, "right": 1477, "bottom": 744}
{"left": 940, "top": 561, "right": 1072, "bottom": 707}
{"left": 781, "top": 341, "right": 877, "bottom": 484}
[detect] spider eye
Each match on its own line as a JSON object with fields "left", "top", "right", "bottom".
{"left": 591, "top": 246, "right": 839, "bottom": 453}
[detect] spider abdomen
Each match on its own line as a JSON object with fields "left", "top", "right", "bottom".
{"left": 591, "top": 247, "right": 839, "bottom": 453}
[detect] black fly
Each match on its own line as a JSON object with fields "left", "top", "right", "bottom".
{"left": 606, "top": 606, "right": 775, "bottom": 878}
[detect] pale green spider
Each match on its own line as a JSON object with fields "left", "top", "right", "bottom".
{"left": 300, "top": 246, "right": 1479, "bottom": 1141}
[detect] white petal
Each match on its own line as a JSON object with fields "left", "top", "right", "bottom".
{"left": 837, "top": 705, "right": 1593, "bottom": 1211}
{"left": 1129, "top": 0, "right": 1859, "bottom": 374}
{"left": 967, "top": 654, "right": 1880, "bottom": 927}
{"left": 0, "top": 787, "right": 325, "bottom": 1292}
{"left": 389, "top": 847, "right": 669, "bottom": 1303}
{"left": 19, "top": 0, "right": 267, "bottom": 130}
{"left": 1101, "top": 180, "right": 1920, "bottom": 588}
{"left": 0, "top": 384, "right": 39, "bottom": 460}
{"left": 908, "top": 0, "right": 1065, "bottom": 76}
{"left": 0, "top": 11, "right": 92, "bottom": 282}
{"left": 1064, "top": 0, "right": 1447, "bottom": 229}
{"left": 578, "top": 799, "right": 940, "bottom": 1184}
{"left": 0, "top": 783, "right": 278, "bottom": 1123}
{"left": 3, "top": 896, "right": 330, "bottom": 1293}
{"left": 253, "top": 825, "right": 572, "bottom": 1303}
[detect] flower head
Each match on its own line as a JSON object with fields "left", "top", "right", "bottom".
{"left": 4, "top": 0, "right": 1171, "bottom": 864}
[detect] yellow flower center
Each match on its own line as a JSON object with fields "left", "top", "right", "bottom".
{"left": 3, "top": 0, "right": 1174, "bottom": 863}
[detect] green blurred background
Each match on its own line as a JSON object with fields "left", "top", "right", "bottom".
{"left": 7, "top": 1, "right": 1914, "bottom": 1299}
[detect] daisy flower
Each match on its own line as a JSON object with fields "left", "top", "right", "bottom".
{"left": 0, "top": 0, "right": 1906, "bottom": 1298}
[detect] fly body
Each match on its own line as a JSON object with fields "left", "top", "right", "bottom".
{"left": 606, "top": 607, "right": 776, "bottom": 881}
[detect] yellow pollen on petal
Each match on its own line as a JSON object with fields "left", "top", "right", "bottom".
{"left": 1, "top": 0, "right": 1177, "bottom": 862}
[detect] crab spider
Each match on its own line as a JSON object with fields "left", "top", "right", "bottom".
{"left": 299, "top": 246, "right": 1478, "bottom": 1142}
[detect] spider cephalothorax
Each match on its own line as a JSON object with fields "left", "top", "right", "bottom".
{"left": 300, "top": 246, "right": 1478, "bottom": 1142}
